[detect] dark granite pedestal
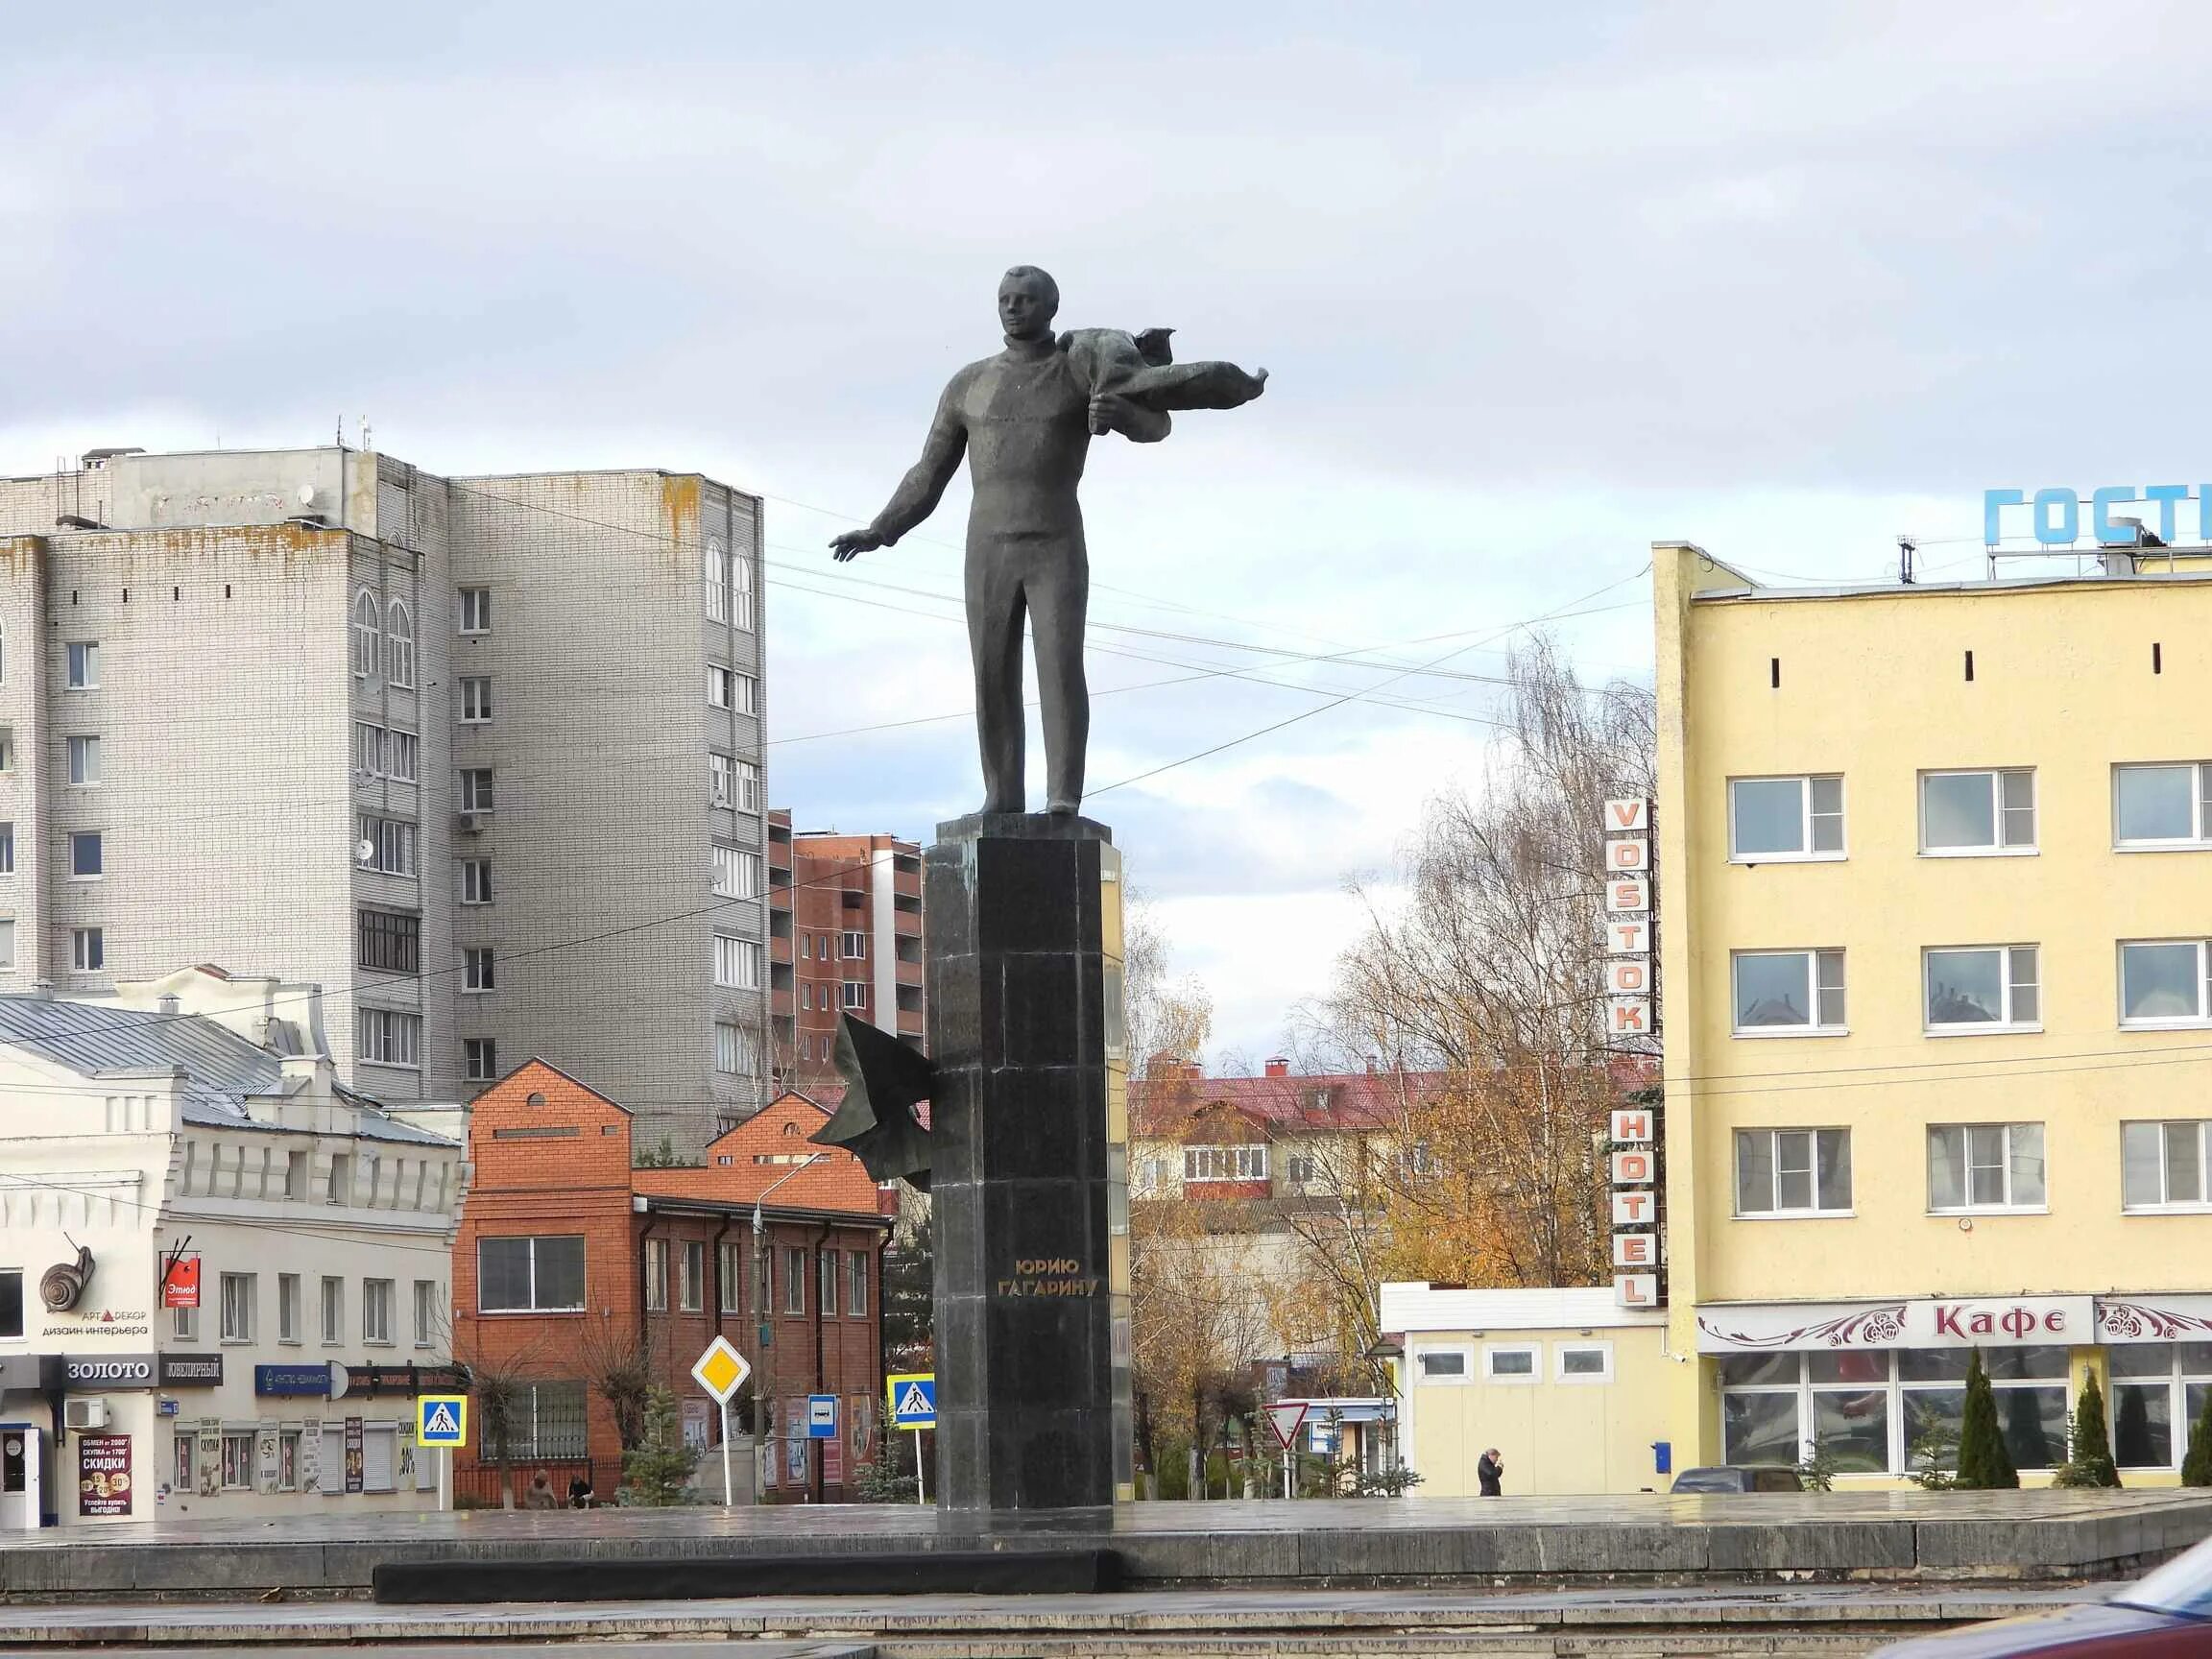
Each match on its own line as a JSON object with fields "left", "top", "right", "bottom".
{"left": 925, "top": 812, "right": 1130, "bottom": 1514}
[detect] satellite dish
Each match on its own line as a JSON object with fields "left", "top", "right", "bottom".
{"left": 355, "top": 838, "right": 377, "bottom": 864}
{"left": 298, "top": 484, "right": 317, "bottom": 507}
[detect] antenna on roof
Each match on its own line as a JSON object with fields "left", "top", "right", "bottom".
{"left": 1897, "top": 536, "right": 1916, "bottom": 586}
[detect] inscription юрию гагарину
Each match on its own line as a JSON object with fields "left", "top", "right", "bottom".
{"left": 997, "top": 1258, "right": 1100, "bottom": 1299}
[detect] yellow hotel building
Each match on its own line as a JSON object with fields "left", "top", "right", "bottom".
{"left": 1655, "top": 541, "right": 2212, "bottom": 1485}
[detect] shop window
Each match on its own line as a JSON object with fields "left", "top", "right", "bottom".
{"left": 1482, "top": 1344, "right": 1539, "bottom": 1383}
{"left": 1413, "top": 1347, "right": 1472, "bottom": 1383}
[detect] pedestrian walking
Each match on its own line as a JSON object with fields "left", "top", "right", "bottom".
{"left": 1478, "top": 1447, "right": 1504, "bottom": 1497}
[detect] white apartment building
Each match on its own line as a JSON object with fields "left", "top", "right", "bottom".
{"left": 0, "top": 965, "right": 467, "bottom": 1529}
{"left": 0, "top": 445, "right": 770, "bottom": 1150}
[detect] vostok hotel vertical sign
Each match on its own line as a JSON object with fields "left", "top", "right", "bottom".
{"left": 1604, "top": 797, "right": 1662, "bottom": 1310}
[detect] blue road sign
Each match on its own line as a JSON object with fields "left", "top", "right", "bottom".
{"left": 887, "top": 1373, "right": 936, "bottom": 1430}
{"left": 806, "top": 1393, "right": 838, "bottom": 1439}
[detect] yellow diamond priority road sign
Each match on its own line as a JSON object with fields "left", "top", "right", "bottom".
{"left": 690, "top": 1334, "right": 752, "bottom": 1404}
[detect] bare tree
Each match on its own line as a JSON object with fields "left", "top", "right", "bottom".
{"left": 1304, "top": 635, "right": 1656, "bottom": 1290}
{"left": 1124, "top": 889, "right": 1214, "bottom": 1075}
{"left": 576, "top": 1312, "right": 656, "bottom": 1453}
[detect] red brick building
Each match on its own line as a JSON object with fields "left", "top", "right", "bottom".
{"left": 451, "top": 1062, "right": 891, "bottom": 1503}
{"left": 768, "top": 811, "right": 926, "bottom": 1094}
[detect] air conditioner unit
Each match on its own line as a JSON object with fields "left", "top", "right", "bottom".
{"left": 63, "top": 1398, "right": 108, "bottom": 1431}
{"left": 456, "top": 811, "right": 483, "bottom": 834}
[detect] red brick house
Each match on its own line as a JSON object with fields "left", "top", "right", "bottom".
{"left": 451, "top": 1062, "right": 891, "bottom": 1503}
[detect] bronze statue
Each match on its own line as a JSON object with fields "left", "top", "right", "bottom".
{"left": 830, "top": 266, "right": 1267, "bottom": 815}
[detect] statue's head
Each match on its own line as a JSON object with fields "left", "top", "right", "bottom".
{"left": 998, "top": 266, "right": 1060, "bottom": 342}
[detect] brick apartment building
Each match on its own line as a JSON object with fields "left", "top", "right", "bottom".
{"left": 451, "top": 1061, "right": 889, "bottom": 1504}
{"left": 767, "top": 811, "right": 925, "bottom": 1094}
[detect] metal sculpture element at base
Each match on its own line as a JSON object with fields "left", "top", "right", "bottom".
{"left": 830, "top": 266, "right": 1267, "bottom": 818}
{"left": 925, "top": 812, "right": 1131, "bottom": 1512}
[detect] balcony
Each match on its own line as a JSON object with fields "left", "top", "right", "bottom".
{"left": 896, "top": 957, "right": 923, "bottom": 988}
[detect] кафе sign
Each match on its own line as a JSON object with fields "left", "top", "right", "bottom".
{"left": 1695, "top": 1295, "right": 2096, "bottom": 1353}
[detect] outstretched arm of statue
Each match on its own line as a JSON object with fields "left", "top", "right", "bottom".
{"left": 1088, "top": 390, "right": 1170, "bottom": 444}
{"left": 830, "top": 378, "right": 968, "bottom": 560}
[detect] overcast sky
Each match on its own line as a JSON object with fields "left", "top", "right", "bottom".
{"left": 4, "top": 3, "right": 2204, "bottom": 1065}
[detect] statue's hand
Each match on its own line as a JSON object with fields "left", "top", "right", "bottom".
{"left": 1088, "top": 391, "right": 1135, "bottom": 436}
{"left": 830, "top": 527, "right": 884, "bottom": 562}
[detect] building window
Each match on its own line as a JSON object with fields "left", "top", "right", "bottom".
{"left": 356, "top": 1007, "right": 422, "bottom": 1068}
{"left": 388, "top": 730, "right": 418, "bottom": 782}
{"left": 463, "top": 947, "right": 495, "bottom": 992}
{"left": 842, "top": 981, "right": 867, "bottom": 1010}
{"left": 720, "top": 1242, "right": 745, "bottom": 1312}
{"left": 2110, "top": 1343, "right": 2212, "bottom": 1470}
{"left": 386, "top": 599, "right": 415, "bottom": 687}
{"left": 715, "top": 934, "right": 761, "bottom": 989}
{"left": 0, "top": 727, "right": 12, "bottom": 773}
{"left": 2114, "top": 762, "right": 2212, "bottom": 848}
{"left": 1920, "top": 767, "right": 2035, "bottom": 854}
{"left": 220, "top": 1272, "right": 255, "bottom": 1342}
{"left": 1727, "top": 775, "right": 1843, "bottom": 861}
{"left": 1286, "top": 1153, "right": 1316, "bottom": 1186}
{"left": 734, "top": 672, "right": 758, "bottom": 714}
{"left": 351, "top": 589, "right": 381, "bottom": 678}
{"left": 1928, "top": 1122, "right": 2046, "bottom": 1212}
{"left": 286, "top": 1149, "right": 307, "bottom": 1199}
{"left": 66, "top": 639, "right": 101, "bottom": 688}
{"left": 464, "top": 1038, "right": 498, "bottom": 1081}
{"left": 69, "top": 830, "right": 103, "bottom": 879}
{"left": 2120, "top": 940, "right": 2212, "bottom": 1026}
{"left": 277, "top": 1430, "right": 301, "bottom": 1491}
{"left": 1556, "top": 1342, "right": 1614, "bottom": 1382}
{"left": 848, "top": 1251, "right": 867, "bottom": 1316}
{"left": 709, "top": 752, "right": 735, "bottom": 808}
{"left": 1734, "top": 1127, "right": 1852, "bottom": 1215}
{"left": 705, "top": 540, "right": 729, "bottom": 622}
{"left": 1183, "top": 1144, "right": 1268, "bottom": 1181}
{"left": 0, "top": 822, "right": 12, "bottom": 875}
{"left": 643, "top": 1238, "right": 668, "bottom": 1311}
{"left": 459, "top": 768, "right": 494, "bottom": 812}
{"left": 363, "top": 1278, "right": 394, "bottom": 1344}
{"left": 1483, "top": 1344, "right": 1539, "bottom": 1382}
{"left": 458, "top": 587, "right": 491, "bottom": 634}
{"left": 320, "top": 1275, "right": 343, "bottom": 1343}
{"left": 172, "top": 1301, "right": 198, "bottom": 1341}
{"left": 221, "top": 1431, "right": 254, "bottom": 1490}
{"left": 358, "top": 908, "right": 421, "bottom": 974}
{"left": 358, "top": 814, "right": 418, "bottom": 876}
{"left": 277, "top": 1273, "right": 301, "bottom": 1343}
{"left": 354, "top": 719, "right": 386, "bottom": 777}
{"left": 71, "top": 926, "right": 104, "bottom": 972}
{"left": 1731, "top": 950, "right": 1845, "bottom": 1034}
{"left": 733, "top": 552, "right": 757, "bottom": 632}
{"left": 1413, "top": 1347, "right": 1472, "bottom": 1382}
{"left": 817, "top": 1249, "right": 838, "bottom": 1317}
{"left": 712, "top": 845, "right": 761, "bottom": 899}
{"left": 708, "top": 663, "right": 735, "bottom": 709}
{"left": 0, "top": 1268, "right": 19, "bottom": 1339}
{"left": 507, "top": 1381, "right": 590, "bottom": 1458}
{"left": 842, "top": 931, "right": 866, "bottom": 959}
{"left": 66, "top": 734, "right": 101, "bottom": 786}
{"left": 327, "top": 1153, "right": 351, "bottom": 1203}
{"left": 477, "top": 1235, "right": 587, "bottom": 1312}
{"left": 734, "top": 757, "right": 760, "bottom": 813}
{"left": 715, "top": 1021, "right": 754, "bottom": 1075}
{"left": 0, "top": 919, "right": 12, "bottom": 971}
{"left": 680, "top": 1240, "right": 705, "bottom": 1312}
{"left": 460, "top": 858, "right": 493, "bottom": 905}
{"left": 1719, "top": 1348, "right": 2066, "bottom": 1475}
{"left": 1924, "top": 946, "right": 2040, "bottom": 1031}
{"left": 460, "top": 676, "right": 493, "bottom": 723}
{"left": 782, "top": 1245, "right": 805, "bottom": 1314}
{"left": 2123, "top": 1120, "right": 2212, "bottom": 1209}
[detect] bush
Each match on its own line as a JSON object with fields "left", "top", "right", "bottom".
{"left": 1956, "top": 1351, "right": 2019, "bottom": 1489}
{"left": 2182, "top": 1384, "right": 2212, "bottom": 1487}
{"left": 619, "top": 1386, "right": 701, "bottom": 1506}
{"left": 1907, "top": 1427, "right": 1960, "bottom": 1490}
{"left": 2053, "top": 1373, "right": 2122, "bottom": 1489}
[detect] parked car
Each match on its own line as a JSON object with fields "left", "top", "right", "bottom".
{"left": 1872, "top": 1531, "right": 2212, "bottom": 1654}
{"left": 1669, "top": 1465, "right": 1806, "bottom": 1493}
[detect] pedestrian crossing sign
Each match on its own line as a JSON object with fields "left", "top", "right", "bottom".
{"left": 886, "top": 1372, "right": 936, "bottom": 1429}
{"left": 417, "top": 1394, "right": 469, "bottom": 1447}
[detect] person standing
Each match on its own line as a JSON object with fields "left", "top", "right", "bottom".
{"left": 1478, "top": 1448, "right": 1504, "bottom": 1497}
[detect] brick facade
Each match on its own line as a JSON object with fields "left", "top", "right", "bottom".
{"left": 452, "top": 1061, "right": 889, "bottom": 1503}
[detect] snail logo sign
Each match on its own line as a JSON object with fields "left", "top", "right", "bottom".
{"left": 40, "top": 1244, "right": 95, "bottom": 1312}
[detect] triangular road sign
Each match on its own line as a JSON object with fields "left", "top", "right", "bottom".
{"left": 896, "top": 1383, "right": 930, "bottom": 1417}
{"left": 423, "top": 1402, "right": 459, "bottom": 1436}
{"left": 1263, "top": 1401, "right": 1309, "bottom": 1450}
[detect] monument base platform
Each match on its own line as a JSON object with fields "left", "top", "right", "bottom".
{"left": 3, "top": 1492, "right": 2209, "bottom": 1598}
